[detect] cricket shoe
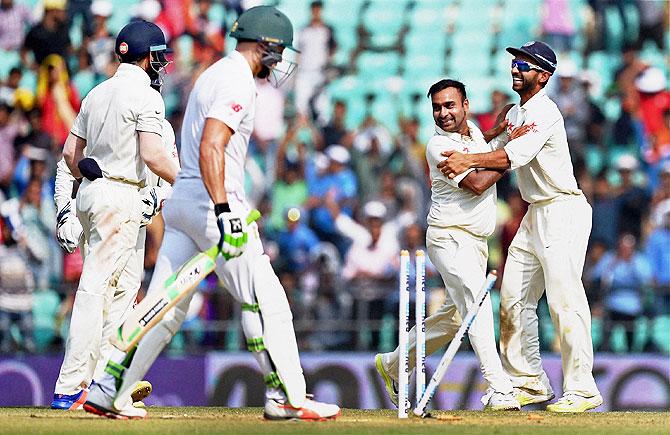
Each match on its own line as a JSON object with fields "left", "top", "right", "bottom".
{"left": 83, "top": 382, "right": 147, "bottom": 420}
{"left": 513, "top": 385, "right": 555, "bottom": 407}
{"left": 374, "top": 354, "right": 399, "bottom": 407}
{"left": 131, "top": 380, "right": 152, "bottom": 408}
{"left": 546, "top": 393, "right": 603, "bottom": 413}
{"left": 264, "top": 395, "right": 341, "bottom": 421}
{"left": 482, "top": 390, "right": 521, "bottom": 411}
{"left": 50, "top": 388, "right": 88, "bottom": 410}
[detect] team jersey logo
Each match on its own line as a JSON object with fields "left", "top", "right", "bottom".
{"left": 231, "top": 103, "right": 243, "bottom": 113}
{"left": 119, "top": 42, "right": 129, "bottom": 54}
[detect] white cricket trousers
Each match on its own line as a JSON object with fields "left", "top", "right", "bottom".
{"left": 104, "top": 179, "right": 306, "bottom": 409}
{"left": 500, "top": 194, "right": 600, "bottom": 397}
{"left": 385, "top": 227, "right": 512, "bottom": 395}
{"left": 55, "top": 179, "right": 142, "bottom": 395}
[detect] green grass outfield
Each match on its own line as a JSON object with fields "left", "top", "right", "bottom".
{"left": 1, "top": 407, "right": 668, "bottom": 434}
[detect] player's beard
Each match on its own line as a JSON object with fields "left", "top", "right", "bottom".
{"left": 512, "top": 72, "right": 535, "bottom": 94}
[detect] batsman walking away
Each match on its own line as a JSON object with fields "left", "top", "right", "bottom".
{"left": 83, "top": 6, "right": 340, "bottom": 421}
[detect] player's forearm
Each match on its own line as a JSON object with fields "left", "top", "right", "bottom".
{"left": 459, "top": 169, "right": 505, "bottom": 196}
{"left": 200, "top": 141, "right": 228, "bottom": 205}
{"left": 63, "top": 132, "right": 85, "bottom": 178}
{"left": 468, "top": 149, "right": 511, "bottom": 170}
{"left": 140, "top": 132, "right": 178, "bottom": 184}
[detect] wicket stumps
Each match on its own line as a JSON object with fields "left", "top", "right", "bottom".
{"left": 397, "top": 249, "right": 426, "bottom": 418}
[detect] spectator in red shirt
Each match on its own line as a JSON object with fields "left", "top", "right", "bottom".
{"left": 635, "top": 67, "right": 670, "bottom": 163}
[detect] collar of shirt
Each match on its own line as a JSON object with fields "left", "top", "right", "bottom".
{"left": 230, "top": 49, "right": 254, "bottom": 81}
{"left": 519, "top": 88, "right": 548, "bottom": 111}
{"left": 114, "top": 63, "right": 151, "bottom": 86}
{"left": 434, "top": 120, "right": 482, "bottom": 142}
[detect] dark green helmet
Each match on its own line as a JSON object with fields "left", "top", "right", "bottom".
{"left": 230, "top": 6, "right": 298, "bottom": 52}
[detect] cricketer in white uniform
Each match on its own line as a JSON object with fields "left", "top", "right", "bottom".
{"left": 56, "top": 20, "right": 179, "bottom": 409}
{"left": 52, "top": 117, "right": 178, "bottom": 409}
{"left": 85, "top": 6, "right": 340, "bottom": 421}
{"left": 375, "top": 79, "right": 521, "bottom": 411}
{"left": 439, "top": 41, "right": 602, "bottom": 413}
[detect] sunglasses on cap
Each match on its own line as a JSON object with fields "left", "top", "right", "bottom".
{"left": 511, "top": 59, "right": 546, "bottom": 73}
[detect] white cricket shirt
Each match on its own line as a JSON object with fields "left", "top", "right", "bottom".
{"left": 426, "top": 121, "right": 497, "bottom": 238}
{"left": 490, "top": 88, "right": 582, "bottom": 204}
{"left": 176, "top": 50, "right": 256, "bottom": 196}
{"left": 70, "top": 63, "right": 165, "bottom": 185}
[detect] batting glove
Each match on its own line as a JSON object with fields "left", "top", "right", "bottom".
{"left": 140, "top": 187, "right": 161, "bottom": 227}
{"left": 215, "top": 203, "right": 249, "bottom": 260}
{"left": 56, "top": 199, "right": 83, "bottom": 253}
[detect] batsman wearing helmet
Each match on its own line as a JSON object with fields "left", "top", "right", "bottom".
{"left": 53, "top": 20, "right": 179, "bottom": 410}
{"left": 85, "top": 6, "right": 340, "bottom": 420}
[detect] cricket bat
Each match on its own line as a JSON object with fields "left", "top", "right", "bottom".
{"left": 111, "top": 209, "right": 261, "bottom": 352}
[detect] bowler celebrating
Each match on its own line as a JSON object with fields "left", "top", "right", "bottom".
{"left": 439, "top": 41, "right": 602, "bottom": 412}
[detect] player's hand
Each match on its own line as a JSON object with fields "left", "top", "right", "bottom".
{"left": 140, "top": 187, "right": 161, "bottom": 227}
{"left": 437, "top": 150, "right": 471, "bottom": 179}
{"left": 509, "top": 125, "right": 533, "bottom": 140}
{"left": 216, "top": 208, "right": 250, "bottom": 260}
{"left": 56, "top": 199, "right": 82, "bottom": 253}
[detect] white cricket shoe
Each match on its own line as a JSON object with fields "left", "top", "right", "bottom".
{"left": 482, "top": 390, "right": 521, "bottom": 411}
{"left": 83, "top": 383, "right": 147, "bottom": 420}
{"left": 546, "top": 393, "right": 603, "bottom": 413}
{"left": 264, "top": 395, "right": 341, "bottom": 421}
{"left": 374, "top": 354, "right": 399, "bottom": 407}
{"left": 513, "top": 387, "right": 555, "bottom": 407}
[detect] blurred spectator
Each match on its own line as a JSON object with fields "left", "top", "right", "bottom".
{"left": 305, "top": 144, "right": 357, "bottom": 256}
{"left": 321, "top": 100, "right": 352, "bottom": 148}
{"left": 551, "top": 59, "right": 589, "bottom": 160}
{"left": 615, "top": 154, "right": 650, "bottom": 240}
{"left": 36, "top": 54, "right": 80, "bottom": 147}
{"left": 328, "top": 199, "right": 398, "bottom": 348}
{"left": 67, "top": 0, "right": 93, "bottom": 38}
{"left": 651, "top": 162, "right": 670, "bottom": 208}
{"left": 87, "top": 0, "right": 115, "bottom": 79}
{"left": 611, "top": 43, "right": 647, "bottom": 146}
{"left": 635, "top": 0, "right": 667, "bottom": 51}
{"left": 0, "top": 67, "right": 35, "bottom": 112}
{"left": 352, "top": 114, "right": 393, "bottom": 159}
{"left": 580, "top": 71, "right": 606, "bottom": 147}
{"left": 0, "top": 0, "right": 33, "bottom": 52}
{"left": 267, "top": 136, "right": 308, "bottom": 233}
{"left": 187, "top": 0, "right": 225, "bottom": 68}
{"left": 475, "top": 90, "right": 511, "bottom": 133}
{"left": 645, "top": 203, "right": 670, "bottom": 315}
{"left": 0, "top": 102, "right": 23, "bottom": 193}
{"left": 14, "top": 108, "right": 51, "bottom": 153}
{"left": 294, "top": 0, "right": 336, "bottom": 119}
{"left": 276, "top": 208, "right": 319, "bottom": 275}
{"left": 591, "top": 233, "right": 652, "bottom": 351}
{"left": 0, "top": 213, "right": 35, "bottom": 353}
{"left": 322, "top": 100, "right": 353, "bottom": 147}
{"left": 393, "top": 117, "right": 427, "bottom": 182}
{"left": 635, "top": 67, "right": 670, "bottom": 164}
{"left": 21, "top": 0, "right": 71, "bottom": 69}
{"left": 17, "top": 178, "right": 55, "bottom": 288}
{"left": 12, "top": 146, "right": 51, "bottom": 199}
{"left": 541, "top": 0, "right": 575, "bottom": 53}
{"left": 584, "top": 238, "right": 609, "bottom": 304}
{"left": 591, "top": 170, "right": 618, "bottom": 248}
{"left": 586, "top": 0, "right": 631, "bottom": 53}
{"left": 351, "top": 134, "right": 389, "bottom": 204}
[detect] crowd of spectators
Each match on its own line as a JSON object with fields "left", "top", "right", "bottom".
{"left": 0, "top": 0, "right": 668, "bottom": 355}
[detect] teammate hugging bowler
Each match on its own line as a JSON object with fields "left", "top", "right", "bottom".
{"left": 84, "top": 6, "right": 340, "bottom": 420}
{"left": 439, "top": 41, "right": 603, "bottom": 412}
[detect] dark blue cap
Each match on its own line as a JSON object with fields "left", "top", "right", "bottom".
{"left": 506, "top": 41, "right": 557, "bottom": 74}
{"left": 115, "top": 20, "right": 171, "bottom": 60}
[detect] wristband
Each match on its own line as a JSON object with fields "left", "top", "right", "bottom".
{"left": 214, "top": 202, "right": 231, "bottom": 216}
